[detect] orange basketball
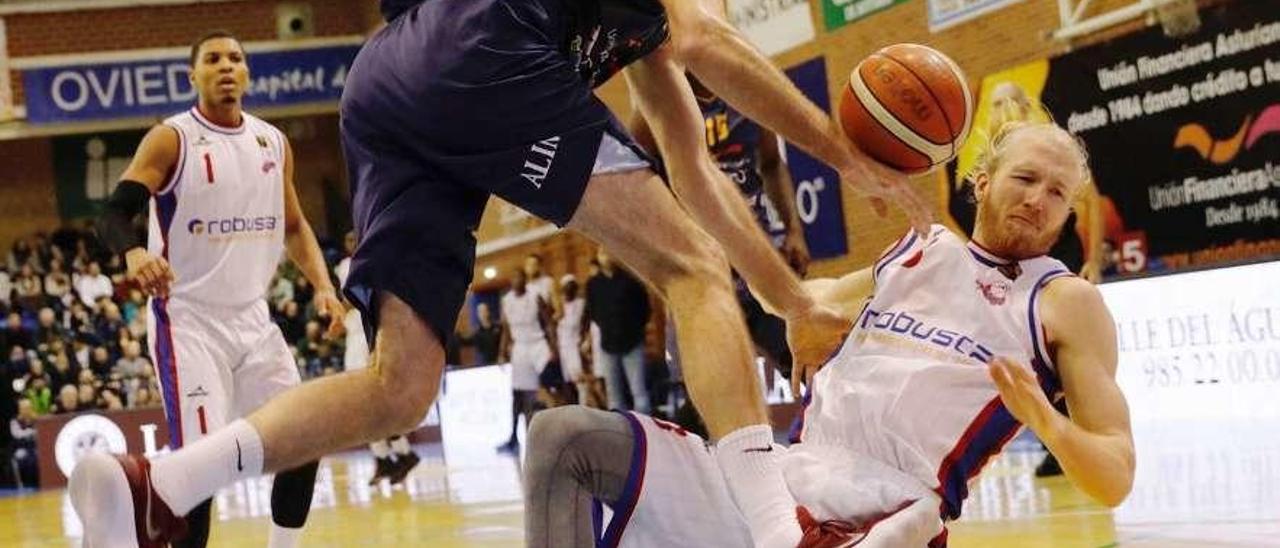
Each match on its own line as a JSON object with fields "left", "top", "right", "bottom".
{"left": 839, "top": 44, "right": 973, "bottom": 175}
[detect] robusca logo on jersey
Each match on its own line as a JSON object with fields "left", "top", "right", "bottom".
{"left": 858, "top": 308, "right": 995, "bottom": 364}
{"left": 187, "top": 216, "right": 279, "bottom": 237}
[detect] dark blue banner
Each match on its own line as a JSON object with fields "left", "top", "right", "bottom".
{"left": 23, "top": 44, "right": 360, "bottom": 124}
{"left": 784, "top": 57, "right": 848, "bottom": 259}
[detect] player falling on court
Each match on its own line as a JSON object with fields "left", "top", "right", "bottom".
{"left": 70, "top": 1, "right": 933, "bottom": 545}
{"left": 88, "top": 31, "right": 342, "bottom": 548}
{"left": 524, "top": 118, "right": 1136, "bottom": 547}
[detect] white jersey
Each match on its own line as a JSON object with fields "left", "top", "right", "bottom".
{"left": 501, "top": 289, "right": 547, "bottom": 344}
{"left": 528, "top": 275, "right": 554, "bottom": 305}
{"left": 147, "top": 108, "right": 286, "bottom": 307}
{"left": 557, "top": 298, "right": 585, "bottom": 344}
{"left": 796, "top": 225, "right": 1072, "bottom": 521}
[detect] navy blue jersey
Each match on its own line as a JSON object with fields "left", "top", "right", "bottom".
{"left": 698, "top": 96, "right": 784, "bottom": 241}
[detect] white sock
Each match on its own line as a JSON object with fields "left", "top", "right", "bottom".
{"left": 151, "top": 419, "right": 264, "bottom": 515}
{"left": 715, "top": 425, "right": 802, "bottom": 548}
{"left": 390, "top": 435, "right": 411, "bottom": 455}
{"left": 267, "top": 524, "right": 303, "bottom": 548}
{"left": 369, "top": 440, "right": 390, "bottom": 459}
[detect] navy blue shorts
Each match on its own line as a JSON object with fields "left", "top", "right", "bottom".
{"left": 339, "top": 0, "right": 652, "bottom": 343}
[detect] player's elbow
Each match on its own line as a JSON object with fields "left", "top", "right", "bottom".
{"left": 1092, "top": 445, "right": 1136, "bottom": 508}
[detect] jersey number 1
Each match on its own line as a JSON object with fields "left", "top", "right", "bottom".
{"left": 203, "top": 153, "right": 215, "bottom": 184}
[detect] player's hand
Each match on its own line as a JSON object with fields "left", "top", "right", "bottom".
{"left": 125, "top": 248, "right": 176, "bottom": 298}
{"left": 988, "top": 356, "right": 1058, "bottom": 434}
{"left": 786, "top": 303, "right": 853, "bottom": 396}
{"left": 796, "top": 506, "right": 858, "bottom": 548}
{"left": 836, "top": 143, "right": 933, "bottom": 235}
{"left": 313, "top": 287, "right": 346, "bottom": 340}
{"left": 781, "top": 230, "right": 811, "bottom": 277}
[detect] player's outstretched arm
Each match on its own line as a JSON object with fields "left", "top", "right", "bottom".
{"left": 990, "top": 277, "right": 1135, "bottom": 507}
{"left": 98, "top": 125, "right": 180, "bottom": 298}
{"left": 659, "top": 0, "right": 931, "bottom": 233}
{"left": 281, "top": 137, "right": 345, "bottom": 337}
{"left": 623, "top": 48, "right": 813, "bottom": 320}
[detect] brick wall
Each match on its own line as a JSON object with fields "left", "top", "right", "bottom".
{"left": 0, "top": 138, "right": 61, "bottom": 249}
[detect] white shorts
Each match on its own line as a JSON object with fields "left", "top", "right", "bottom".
{"left": 559, "top": 336, "right": 584, "bottom": 382}
{"left": 600, "top": 412, "right": 947, "bottom": 547}
{"left": 147, "top": 297, "right": 300, "bottom": 448}
{"left": 511, "top": 338, "right": 551, "bottom": 391}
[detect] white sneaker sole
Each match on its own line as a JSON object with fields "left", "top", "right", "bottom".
{"left": 69, "top": 452, "right": 140, "bottom": 548}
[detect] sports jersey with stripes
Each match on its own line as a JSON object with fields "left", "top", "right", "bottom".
{"left": 147, "top": 107, "right": 287, "bottom": 308}
{"left": 795, "top": 225, "right": 1073, "bottom": 520}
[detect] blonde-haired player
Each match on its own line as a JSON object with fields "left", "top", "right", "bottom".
{"left": 523, "top": 118, "right": 1135, "bottom": 546}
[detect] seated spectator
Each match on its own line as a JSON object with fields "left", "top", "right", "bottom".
{"left": 7, "top": 346, "right": 31, "bottom": 378}
{"left": 54, "top": 384, "right": 79, "bottom": 414}
{"left": 7, "top": 238, "right": 34, "bottom": 273}
{"left": 121, "top": 289, "right": 145, "bottom": 325}
{"left": 131, "top": 384, "right": 153, "bottom": 409}
{"left": 87, "top": 346, "right": 113, "bottom": 379}
{"left": 47, "top": 350, "right": 78, "bottom": 394}
{"left": 34, "top": 307, "right": 65, "bottom": 349}
{"left": 0, "top": 312, "right": 33, "bottom": 356}
{"left": 9, "top": 399, "right": 38, "bottom": 488}
{"left": 22, "top": 360, "right": 51, "bottom": 396}
{"left": 68, "top": 302, "right": 98, "bottom": 346}
{"left": 24, "top": 377, "right": 52, "bottom": 415}
{"left": 73, "top": 261, "right": 112, "bottom": 309}
{"left": 100, "top": 388, "right": 124, "bottom": 411}
{"left": 13, "top": 264, "right": 44, "bottom": 312}
{"left": 77, "top": 384, "right": 99, "bottom": 411}
{"left": 76, "top": 368, "right": 96, "bottom": 387}
{"left": 44, "top": 260, "right": 72, "bottom": 306}
{"left": 95, "top": 300, "right": 126, "bottom": 348}
{"left": 71, "top": 336, "right": 91, "bottom": 370}
{"left": 113, "top": 340, "right": 151, "bottom": 381}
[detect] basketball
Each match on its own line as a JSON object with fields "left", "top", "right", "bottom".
{"left": 839, "top": 43, "right": 973, "bottom": 175}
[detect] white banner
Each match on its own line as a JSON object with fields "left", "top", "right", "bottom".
{"left": 1101, "top": 260, "right": 1280, "bottom": 525}
{"left": 927, "top": 0, "right": 1024, "bottom": 32}
{"left": 727, "top": 0, "right": 817, "bottom": 56}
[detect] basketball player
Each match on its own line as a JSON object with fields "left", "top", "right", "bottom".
{"left": 70, "top": 1, "right": 932, "bottom": 544}
{"left": 497, "top": 269, "right": 555, "bottom": 453}
{"left": 556, "top": 274, "right": 598, "bottom": 406}
{"left": 86, "top": 32, "right": 336, "bottom": 547}
{"left": 523, "top": 120, "right": 1135, "bottom": 547}
{"left": 335, "top": 230, "right": 420, "bottom": 485}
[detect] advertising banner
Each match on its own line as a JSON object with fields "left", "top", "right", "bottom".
{"left": 959, "top": 4, "right": 1280, "bottom": 275}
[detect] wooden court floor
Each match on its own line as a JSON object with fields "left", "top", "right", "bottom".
{"left": 3, "top": 441, "right": 1278, "bottom": 547}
